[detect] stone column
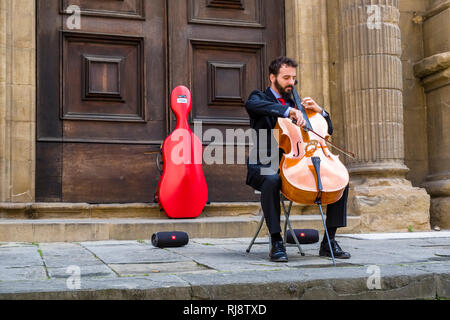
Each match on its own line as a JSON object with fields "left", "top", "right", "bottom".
{"left": 285, "top": 0, "right": 330, "bottom": 109}
{"left": 414, "top": 0, "right": 450, "bottom": 229}
{"left": 338, "top": 0, "right": 430, "bottom": 232}
{"left": 0, "top": 0, "right": 36, "bottom": 202}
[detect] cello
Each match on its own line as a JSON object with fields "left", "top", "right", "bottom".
{"left": 156, "top": 86, "right": 208, "bottom": 219}
{"left": 274, "top": 84, "right": 350, "bottom": 206}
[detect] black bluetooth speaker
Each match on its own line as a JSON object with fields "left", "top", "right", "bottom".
{"left": 286, "top": 229, "right": 319, "bottom": 244}
{"left": 151, "top": 231, "right": 189, "bottom": 248}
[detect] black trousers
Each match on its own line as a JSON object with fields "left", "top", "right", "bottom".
{"left": 247, "top": 166, "right": 348, "bottom": 235}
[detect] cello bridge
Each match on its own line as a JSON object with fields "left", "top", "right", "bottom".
{"left": 305, "top": 140, "right": 320, "bottom": 157}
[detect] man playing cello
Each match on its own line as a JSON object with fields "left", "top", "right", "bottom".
{"left": 245, "top": 56, "right": 351, "bottom": 262}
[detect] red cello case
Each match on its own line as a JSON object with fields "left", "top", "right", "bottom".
{"left": 156, "top": 86, "right": 208, "bottom": 218}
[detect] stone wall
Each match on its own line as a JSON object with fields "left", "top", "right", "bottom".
{"left": 285, "top": 0, "right": 331, "bottom": 110}
{"left": 413, "top": 0, "right": 450, "bottom": 229}
{"left": 399, "top": 0, "right": 430, "bottom": 187}
{"left": 0, "top": 0, "right": 36, "bottom": 202}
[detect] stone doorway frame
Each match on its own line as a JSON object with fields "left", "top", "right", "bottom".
{"left": 0, "top": 0, "right": 36, "bottom": 202}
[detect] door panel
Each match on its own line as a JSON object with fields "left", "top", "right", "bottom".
{"left": 190, "top": 39, "right": 265, "bottom": 126}
{"left": 188, "top": 0, "right": 264, "bottom": 27}
{"left": 60, "top": 0, "right": 146, "bottom": 19}
{"left": 62, "top": 32, "right": 145, "bottom": 124}
{"left": 62, "top": 144, "right": 157, "bottom": 203}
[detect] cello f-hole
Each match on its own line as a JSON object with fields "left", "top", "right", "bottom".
{"left": 293, "top": 141, "right": 301, "bottom": 157}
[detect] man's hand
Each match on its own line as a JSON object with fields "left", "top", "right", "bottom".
{"left": 302, "top": 97, "right": 323, "bottom": 114}
{"left": 288, "top": 108, "right": 306, "bottom": 128}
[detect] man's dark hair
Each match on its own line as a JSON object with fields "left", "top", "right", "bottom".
{"left": 269, "top": 56, "right": 298, "bottom": 76}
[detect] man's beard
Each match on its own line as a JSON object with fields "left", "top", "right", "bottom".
{"left": 274, "top": 78, "right": 293, "bottom": 99}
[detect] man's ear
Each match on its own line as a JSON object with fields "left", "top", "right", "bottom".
{"left": 269, "top": 73, "right": 276, "bottom": 85}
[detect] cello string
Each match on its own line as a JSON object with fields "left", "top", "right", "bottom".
{"left": 305, "top": 128, "right": 356, "bottom": 159}
{"left": 291, "top": 119, "right": 356, "bottom": 159}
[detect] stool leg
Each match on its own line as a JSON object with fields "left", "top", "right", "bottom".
{"left": 281, "top": 198, "right": 305, "bottom": 256}
{"left": 246, "top": 214, "right": 265, "bottom": 253}
{"left": 282, "top": 199, "right": 292, "bottom": 244}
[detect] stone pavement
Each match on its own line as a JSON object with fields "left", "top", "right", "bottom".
{"left": 0, "top": 231, "right": 449, "bottom": 300}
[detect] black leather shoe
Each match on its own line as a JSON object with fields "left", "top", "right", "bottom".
{"left": 319, "top": 239, "right": 351, "bottom": 259}
{"left": 270, "top": 241, "right": 288, "bottom": 262}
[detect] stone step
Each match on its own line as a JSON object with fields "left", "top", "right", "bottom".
{"left": 0, "top": 215, "right": 361, "bottom": 243}
{"left": 0, "top": 202, "right": 331, "bottom": 220}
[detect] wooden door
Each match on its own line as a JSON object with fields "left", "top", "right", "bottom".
{"left": 168, "top": 0, "right": 286, "bottom": 201}
{"left": 37, "top": 0, "right": 285, "bottom": 203}
{"left": 36, "top": 1, "right": 167, "bottom": 203}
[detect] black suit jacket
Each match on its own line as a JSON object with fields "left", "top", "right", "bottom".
{"left": 244, "top": 87, "right": 334, "bottom": 190}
